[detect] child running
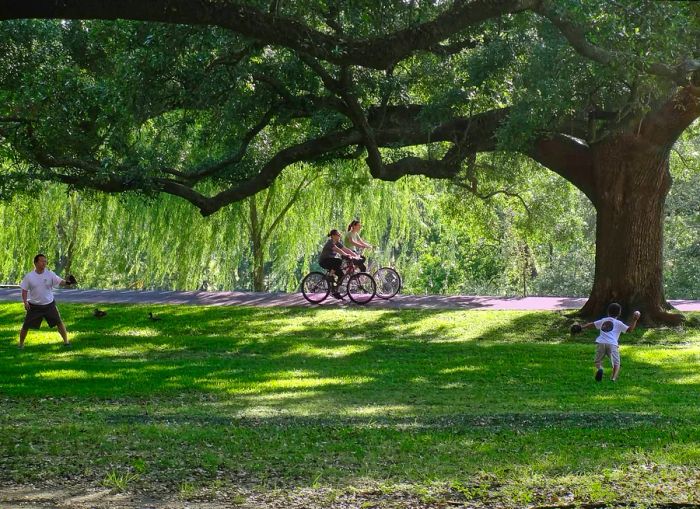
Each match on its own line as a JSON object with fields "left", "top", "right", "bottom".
{"left": 579, "top": 303, "right": 640, "bottom": 382}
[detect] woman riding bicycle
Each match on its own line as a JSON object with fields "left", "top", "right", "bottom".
{"left": 343, "top": 219, "right": 373, "bottom": 272}
{"left": 319, "top": 229, "right": 360, "bottom": 299}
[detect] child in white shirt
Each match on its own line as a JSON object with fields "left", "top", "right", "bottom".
{"left": 580, "top": 302, "right": 640, "bottom": 382}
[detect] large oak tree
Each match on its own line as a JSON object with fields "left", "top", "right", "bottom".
{"left": 1, "top": 1, "right": 699, "bottom": 323}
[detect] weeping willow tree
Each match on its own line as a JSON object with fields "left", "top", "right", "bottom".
{"left": 0, "top": 157, "right": 439, "bottom": 291}
{"left": 243, "top": 158, "right": 440, "bottom": 292}
{"left": 244, "top": 162, "right": 328, "bottom": 292}
{"left": 0, "top": 185, "right": 249, "bottom": 290}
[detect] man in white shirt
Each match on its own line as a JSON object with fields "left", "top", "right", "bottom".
{"left": 18, "top": 254, "right": 75, "bottom": 349}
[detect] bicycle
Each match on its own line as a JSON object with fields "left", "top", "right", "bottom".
{"left": 301, "top": 257, "right": 376, "bottom": 305}
{"left": 365, "top": 255, "right": 402, "bottom": 300}
{"left": 372, "top": 265, "right": 401, "bottom": 299}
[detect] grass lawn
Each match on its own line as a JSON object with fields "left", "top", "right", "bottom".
{"left": 1, "top": 302, "right": 699, "bottom": 507}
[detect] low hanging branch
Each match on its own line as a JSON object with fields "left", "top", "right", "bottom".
{"left": 192, "top": 128, "right": 363, "bottom": 216}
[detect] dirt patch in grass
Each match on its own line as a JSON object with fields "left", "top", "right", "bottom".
{"left": 3, "top": 483, "right": 700, "bottom": 509}
{"left": 0, "top": 483, "right": 462, "bottom": 509}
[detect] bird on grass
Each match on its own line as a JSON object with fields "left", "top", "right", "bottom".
{"left": 93, "top": 308, "right": 107, "bottom": 318}
{"left": 148, "top": 312, "right": 161, "bottom": 322}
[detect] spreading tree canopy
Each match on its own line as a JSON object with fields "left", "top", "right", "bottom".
{"left": 1, "top": 1, "right": 699, "bottom": 323}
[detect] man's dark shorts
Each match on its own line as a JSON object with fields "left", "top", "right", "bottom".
{"left": 22, "top": 301, "right": 62, "bottom": 329}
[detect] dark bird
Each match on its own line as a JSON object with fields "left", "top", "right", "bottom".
{"left": 93, "top": 308, "right": 107, "bottom": 318}
{"left": 148, "top": 312, "right": 161, "bottom": 322}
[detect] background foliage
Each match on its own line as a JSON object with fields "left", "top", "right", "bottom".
{"left": 2, "top": 127, "right": 698, "bottom": 298}
{"left": 0, "top": 7, "right": 699, "bottom": 300}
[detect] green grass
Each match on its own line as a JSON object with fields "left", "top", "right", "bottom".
{"left": 1, "top": 302, "right": 699, "bottom": 506}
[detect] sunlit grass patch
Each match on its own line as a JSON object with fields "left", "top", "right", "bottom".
{"left": 35, "top": 368, "right": 119, "bottom": 380}
{"left": 119, "top": 328, "right": 162, "bottom": 337}
{"left": 258, "top": 375, "right": 374, "bottom": 390}
{"left": 283, "top": 343, "right": 371, "bottom": 358}
{"left": 253, "top": 390, "right": 322, "bottom": 401}
{"left": 345, "top": 404, "right": 414, "bottom": 417}
{"left": 439, "top": 365, "right": 484, "bottom": 374}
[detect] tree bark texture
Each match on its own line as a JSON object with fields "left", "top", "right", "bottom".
{"left": 579, "top": 134, "right": 682, "bottom": 325}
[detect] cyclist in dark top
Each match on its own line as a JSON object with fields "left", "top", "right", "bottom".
{"left": 319, "top": 229, "right": 360, "bottom": 299}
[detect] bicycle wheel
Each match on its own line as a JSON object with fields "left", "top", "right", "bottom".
{"left": 301, "top": 272, "right": 330, "bottom": 304}
{"left": 346, "top": 272, "right": 376, "bottom": 305}
{"left": 374, "top": 267, "right": 401, "bottom": 299}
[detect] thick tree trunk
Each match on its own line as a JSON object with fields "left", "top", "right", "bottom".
{"left": 579, "top": 135, "right": 683, "bottom": 325}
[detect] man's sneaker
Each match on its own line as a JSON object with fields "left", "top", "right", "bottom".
{"left": 63, "top": 342, "right": 72, "bottom": 348}
{"left": 595, "top": 368, "right": 603, "bottom": 382}
{"left": 331, "top": 292, "right": 343, "bottom": 300}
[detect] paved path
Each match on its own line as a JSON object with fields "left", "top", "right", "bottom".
{"left": 2, "top": 288, "right": 700, "bottom": 311}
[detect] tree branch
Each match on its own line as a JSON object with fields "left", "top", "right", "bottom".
{"left": 260, "top": 179, "right": 276, "bottom": 231}
{"left": 535, "top": 1, "right": 700, "bottom": 84}
{"left": 169, "top": 105, "right": 279, "bottom": 184}
{"left": 299, "top": 55, "right": 385, "bottom": 177}
{"left": 261, "top": 172, "right": 320, "bottom": 246}
{"left": 453, "top": 179, "right": 532, "bottom": 216}
{"left": 527, "top": 134, "right": 595, "bottom": 204}
{"left": 639, "top": 84, "right": 700, "bottom": 146}
{"left": 10, "top": 97, "right": 600, "bottom": 216}
{"left": 195, "top": 128, "right": 363, "bottom": 216}
{"left": 251, "top": 72, "right": 349, "bottom": 117}
{"left": 206, "top": 43, "right": 262, "bottom": 71}
{"left": 0, "top": 0, "right": 539, "bottom": 70}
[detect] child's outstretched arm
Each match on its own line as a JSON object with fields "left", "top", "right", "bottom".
{"left": 626, "top": 311, "right": 641, "bottom": 333}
